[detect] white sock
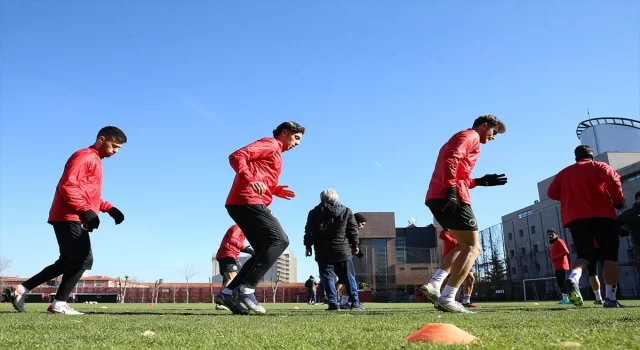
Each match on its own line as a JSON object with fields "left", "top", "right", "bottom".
{"left": 562, "top": 293, "right": 568, "bottom": 301}
{"left": 341, "top": 295, "right": 349, "bottom": 304}
{"left": 222, "top": 288, "right": 233, "bottom": 295}
{"left": 17, "top": 284, "right": 27, "bottom": 294}
{"left": 462, "top": 294, "right": 471, "bottom": 304}
{"left": 568, "top": 269, "right": 582, "bottom": 282}
{"left": 605, "top": 285, "right": 616, "bottom": 301}
{"left": 441, "top": 285, "right": 459, "bottom": 302}
{"left": 52, "top": 299, "right": 66, "bottom": 307}
{"left": 593, "top": 289, "right": 602, "bottom": 301}
{"left": 239, "top": 285, "right": 255, "bottom": 295}
{"left": 430, "top": 269, "right": 449, "bottom": 286}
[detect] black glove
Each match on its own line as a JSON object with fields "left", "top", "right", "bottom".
{"left": 442, "top": 187, "right": 459, "bottom": 213}
{"left": 81, "top": 210, "right": 100, "bottom": 232}
{"left": 108, "top": 207, "right": 125, "bottom": 225}
{"left": 613, "top": 202, "right": 624, "bottom": 210}
{"left": 356, "top": 250, "right": 364, "bottom": 258}
{"left": 243, "top": 246, "right": 255, "bottom": 256}
{"left": 475, "top": 174, "right": 508, "bottom": 186}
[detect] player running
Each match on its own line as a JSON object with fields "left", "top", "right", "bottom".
{"left": 214, "top": 224, "right": 255, "bottom": 311}
{"left": 215, "top": 121, "right": 305, "bottom": 315}
{"left": 547, "top": 145, "right": 625, "bottom": 308}
{"left": 4, "top": 127, "right": 127, "bottom": 314}
{"left": 422, "top": 115, "right": 507, "bottom": 313}
{"left": 547, "top": 228, "right": 571, "bottom": 304}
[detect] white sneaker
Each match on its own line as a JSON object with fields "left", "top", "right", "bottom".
{"left": 47, "top": 304, "right": 85, "bottom": 315}
{"left": 434, "top": 298, "right": 475, "bottom": 314}
{"left": 215, "top": 304, "right": 230, "bottom": 311}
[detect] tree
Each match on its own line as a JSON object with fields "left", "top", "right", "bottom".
{"left": 172, "top": 285, "right": 181, "bottom": 303}
{"left": 152, "top": 279, "right": 163, "bottom": 304}
{"left": 208, "top": 277, "right": 214, "bottom": 303}
{"left": 116, "top": 275, "right": 129, "bottom": 303}
{"left": 271, "top": 272, "right": 281, "bottom": 303}
{"left": 484, "top": 249, "right": 507, "bottom": 286}
{"left": 180, "top": 264, "right": 199, "bottom": 303}
{"left": 0, "top": 257, "right": 12, "bottom": 290}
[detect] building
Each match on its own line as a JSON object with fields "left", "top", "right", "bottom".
{"left": 263, "top": 250, "right": 297, "bottom": 283}
{"left": 352, "top": 212, "right": 442, "bottom": 301}
{"left": 501, "top": 117, "right": 640, "bottom": 299}
{"left": 212, "top": 250, "right": 298, "bottom": 283}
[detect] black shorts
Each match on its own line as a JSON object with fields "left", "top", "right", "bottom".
{"left": 52, "top": 221, "right": 93, "bottom": 270}
{"left": 426, "top": 199, "right": 478, "bottom": 231}
{"left": 567, "top": 218, "right": 619, "bottom": 262}
{"left": 217, "top": 257, "right": 239, "bottom": 273}
{"left": 587, "top": 249, "right": 603, "bottom": 276}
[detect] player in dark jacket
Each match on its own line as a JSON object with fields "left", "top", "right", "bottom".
{"left": 618, "top": 191, "right": 640, "bottom": 274}
{"left": 304, "top": 189, "right": 364, "bottom": 311}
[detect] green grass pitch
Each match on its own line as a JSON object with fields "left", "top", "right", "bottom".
{"left": 1, "top": 301, "right": 639, "bottom": 349}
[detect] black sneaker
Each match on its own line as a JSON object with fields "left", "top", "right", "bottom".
{"left": 4, "top": 285, "right": 26, "bottom": 313}
{"left": 214, "top": 292, "right": 249, "bottom": 315}
{"left": 326, "top": 303, "right": 340, "bottom": 311}
{"left": 350, "top": 302, "right": 365, "bottom": 310}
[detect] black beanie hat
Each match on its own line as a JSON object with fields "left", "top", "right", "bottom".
{"left": 635, "top": 191, "right": 640, "bottom": 200}
{"left": 574, "top": 145, "right": 594, "bottom": 161}
{"left": 354, "top": 213, "right": 367, "bottom": 224}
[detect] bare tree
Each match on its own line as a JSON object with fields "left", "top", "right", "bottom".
{"left": 0, "top": 257, "right": 12, "bottom": 289}
{"left": 180, "top": 265, "right": 199, "bottom": 303}
{"left": 172, "top": 285, "right": 181, "bottom": 303}
{"left": 152, "top": 279, "right": 163, "bottom": 304}
{"left": 116, "top": 275, "right": 129, "bottom": 303}
{"left": 208, "top": 277, "right": 214, "bottom": 303}
{"left": 271, "top": 272, "right": 281, "bottom": 303}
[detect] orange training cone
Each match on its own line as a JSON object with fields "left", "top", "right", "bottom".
{"left": 405, "top": 323, "right": 479, "bottom": 345}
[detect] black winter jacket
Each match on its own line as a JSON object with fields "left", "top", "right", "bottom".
{"left": 618, "top": 203, "right": 640, "bottom": 234}
{"left": 304, "top": 202, "right": 358, "bottom": 263}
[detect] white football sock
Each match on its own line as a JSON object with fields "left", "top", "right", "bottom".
{"left": 222, "top": 288, "right": 233, "bottom": 295}
{"left": 605, "top": 285, "right": 616, "bottom": 301}
{"left": 239, "top": 285, "right": 255, "bottom": 295}
{"left": 462, "top": 294, "right": 471, "bottom": 304}
{"left": 18, "top": 284, "right": 27, "bottom": 294}
{"left": 441, "top": 285, "right": 459, "bottom": 302}
{"left": 568, "top": 269, "right": 582, "bottom": 282}
{"left": 593, "top": 289, "right": 602, "bottom": 301}
{"left": 52, "top": 299, "right": 67, "bottom": 307}
{"left": 429, "top": 269, "right": 449, "bottom": 286}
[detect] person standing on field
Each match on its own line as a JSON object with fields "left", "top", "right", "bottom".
{"left": 215, "top": 121, "right": 305, "bottom": 315}
{"left": 547, "top": 228, "right": 571, "bottom": 304}
{"left": 547, "top": 145, "right": 625, "bottom": 308}
{"left": 4, "top": 126, "right": 127, "bottom": 315}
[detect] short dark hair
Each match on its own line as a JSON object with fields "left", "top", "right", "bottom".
{"left": 97, "top": 126, "right": 127, "bottom": 144}
{"left": 574, "top": 145, "right": 594, "bottom": 161}
{"left": 635, "top": 191, "right": 639, "bottom": 199}
{"left": 273, "top": 121, "right": 305, "bottom": 138}
{"left": 472, "top": 114, "right": 506, "bottom": 134}
{"left": 354, "top": 213, "right": 367, "bottom": 224}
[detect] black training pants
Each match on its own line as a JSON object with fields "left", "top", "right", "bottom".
{"left": 225, "top": 204, "right": 289, "bottom": 290}
{"left": 22, "top": 222, "right": 91, "bottom": 301}
{"left": 555, "top": 269, "right": 568, "bottom": 294}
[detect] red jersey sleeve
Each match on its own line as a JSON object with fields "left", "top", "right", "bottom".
{"left": 443, "top": 132, "right": 477, "bottom": 188}
{"left": 99, "top": 199, "right": 114, "bottom": 212}
{"left": 551, "top": 240, "right": 569, "bottom": 261}
{"left": 547, "top": 173, "right": 561, "bottom": 201}
{"left": 598, "top": 163, "right": 624, "bottom": 205}
{"left": 229, "top": 138, "right": 279, "bottom": 183}
{"left": 58, "top": 152, "right": 94, "bottom": 212}
{"left": 230, "top": 225, "right": 246, "bottom": 250}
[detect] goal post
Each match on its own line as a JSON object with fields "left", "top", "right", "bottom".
{"left": 522, "top": 277, "right": 557, "bottom": 301}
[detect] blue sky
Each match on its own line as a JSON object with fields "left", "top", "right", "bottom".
{"left": 0, "top": 0, "right": 638, "bottom": 283}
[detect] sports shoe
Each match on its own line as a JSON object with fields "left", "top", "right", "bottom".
{"left": 564, "top": 278, "right": 583, "bottom": 307}
{"left": 236, "top": 291, "right": 266, "bottom": 314}
{"left": 326, "top": 303, "right": 340, "bottom": 311}
{"left": 558, "top": 300, "right": 572, "bottom": 305}
{"left": 420, "top": 283, "right": 440, "bottom": 304}
{"left": 603, "top": 298, "right": 625, "bottom": 308}
{"left": 349, "top": 302, "right": 365, "bottom": 310}
{"left": 214, "top": 292, "right": 249, "bottom": 315}
{"left": 435, "top": 299, "right": 475, "bottom": 313}
{"left": 339, "top": 302, "right": 352, "bottom": 310}
{"left": 594, "top": 300, "right": 603, "bottom": 305}
{"left": 462, "top": 303, "right": 480, "bottom": 308}
{"left": 215, "top": 304, "right": 230, "bottom": 311}
{"left": 4, "top": 285, "right": 26, "bottom": 313}
{"left": 47, "top": 304, "right": 84, "bottom": 315}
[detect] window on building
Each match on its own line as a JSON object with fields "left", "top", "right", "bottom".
{"left": 510, "top": 250, "right": 515, "bottom": 257}
{"left": 533, "top": 244, "right": 538, "bottom": 253}
{"left": 395, "top": 237, "right": 407, "bottom": 264}
{"left": 523, "top": 266, "right": 528, "bottom": 273}
{"left": 520, "top": 247, "right": 526, "bottom": 255}
{"left": 511, "top": 267, "right": 517, "bottom": 275}
{"left": 530, "top": 226, "right": 536, "bottom": 234}
{"left": 76, "top": 281, "right": 85, "bottom": 288}
{"left": 508, "top": 232, "right": 512, "bottom": 240}
{"left": 373, "top": 239, "right": 388, "bottom": 290}
{"left": 519, "top": 229, "right": 524, "bottom": 237}
{"left": 536, "top": 263, "right": 541, "bottom": 271}
{"left": 94, "top": 282, "right": 103, "bottom": 287}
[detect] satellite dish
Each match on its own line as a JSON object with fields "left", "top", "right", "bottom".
{"left": 407, "top": 217, "right": 417, "bottom": 227}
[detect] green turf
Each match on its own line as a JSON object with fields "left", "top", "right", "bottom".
{"left": 1, "top": 300, "right": 639, "bottom": 349}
